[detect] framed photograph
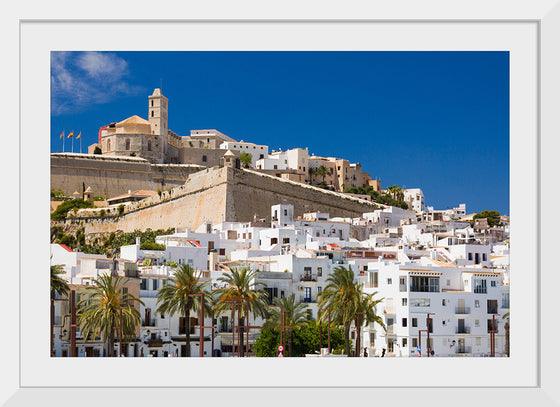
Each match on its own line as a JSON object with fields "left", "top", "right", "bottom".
{"left": 6, "top": 0, "right": 559, "bottom": 405}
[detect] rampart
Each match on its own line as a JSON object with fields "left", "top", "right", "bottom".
{"left": 66, "top": 167, "right": 380, "bottom": 239}
{"left": 51, "top": 153, "right": 205, "bottom": 198}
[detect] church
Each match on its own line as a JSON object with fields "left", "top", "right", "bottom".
{"left": 88, "top": 88, "right": 239, "bottom": 166}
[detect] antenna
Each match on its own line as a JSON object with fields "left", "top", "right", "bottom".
{"left": 160, "top": 78, "right": 162, "bottom": 91}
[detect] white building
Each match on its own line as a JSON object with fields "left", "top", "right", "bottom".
{"left": 220, "top": 140, "right": 269, "bottom": 166}
{"left": 361, "top": 260, "right": 509, "bottom": 357}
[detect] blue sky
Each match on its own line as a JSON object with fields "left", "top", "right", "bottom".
{"left": 51, "top": 51, "right": 509, "bottom": 215}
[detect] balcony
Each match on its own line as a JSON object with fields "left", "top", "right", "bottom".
{"left": 455, "top": 307, "right": 471, "bottom": 314}
{"left": 456, "top": 346, "right": 472, "bottom": 354}
{"left": 300, "top": 274, "right": 317, "bottom": 282}
{"left": 300, "top": 296, "right": 316, "bottom": 304}
{"left": 456, "top": 327, "right": 470, "bottom": 334}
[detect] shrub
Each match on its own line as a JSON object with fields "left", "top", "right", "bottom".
{"left": 51, "top": 199, "right": 94, "bottom": 221}
{"left": 117, "top": 204, "right": 125, "bottom": 216}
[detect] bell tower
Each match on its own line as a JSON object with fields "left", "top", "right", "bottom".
{"left": 148, "top": 88, "right": 168, "bottom": 159}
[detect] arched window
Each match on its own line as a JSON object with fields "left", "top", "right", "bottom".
{"left": 151, "top": 110, "right": 154, "bottom": 117}
{"left": 147, "top": 139, "right": 152, "bottom": 152}
{"left": 125, "top": 138, "right": 131, "bottom": 150}
{"left": 107, "top": 139, "right": 111, "bottom": 152}
{"left": 151, "top": 100, "right": 154, "bottom": 107}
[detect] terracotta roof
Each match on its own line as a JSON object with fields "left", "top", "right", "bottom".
{"left": 107, "top": 190, "right": 157, "bottom": 201}
{"left": 428, "top": 258, "right": 457, "bottom": 267}
{"left": 59, "top": 244, "right": 73, "bottom": 252}
{"left": 117, "top": 115, "right": 150, "bottom": 126}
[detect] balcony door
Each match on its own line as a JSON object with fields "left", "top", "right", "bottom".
{"left": 304, "top": 287, "right": 312, "bottom": 303}
{"left": 457, "top": 299, "right": 465, "bottom": 314}
{"left": 458, "top": 338, "right": 465, "bottom": 353}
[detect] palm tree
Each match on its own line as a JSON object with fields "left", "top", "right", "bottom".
{"left": 51, "top": 264, "right": 69, "bottom": 299}
{"left": 265, "top": 294, "right": 309, "bottom": 356}
{"left": 316, "top": 165, "right": 332, "bottom": 184}
{"left": 77, "top": 273, "right": 143, "bottom": 357}
{"left": 318, "top": 265, "right": 359, "bottom": 356}
{"left": 156, "top": 264, "right": 210, "bottom": 357}
{"left": 214, "top": 267, "right": 269, "bottom": 356}
{"left": 353, "top": 287, "right": 385, "bottom": 357}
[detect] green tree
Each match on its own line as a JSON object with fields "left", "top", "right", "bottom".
{"left": 315, "top": 165, "right": 332, "bottom": 183}
{"left": 51, "top": 198, "right": 94, "bottom": 221}
{"left": 50, "top": 264, "right": 69, "bottom": 299}
{"left": 239, "top": 152, "right": 252, "bottom": 168}
{"left": 77, "top": 273, "right": 143, "bottom": 357}
{"left": 318, "top": 265, "right": 360, "bottom": 356}
{"left": 214, "top": 267, "right": 269, "bottom": 356}
{"left": 93, "top": 145, "right": 102, "bottom": 154}
{"left": 473, "top": 210, "right": 501, "bottom": 227}
{"left": 155, "top": 264, "right": 210, "bottom": 357}
{"left": 264, "top": 294, "right": 309, "bottom": 356}
{"left": 353, "top": 288, "right": 385, "bottom": 357}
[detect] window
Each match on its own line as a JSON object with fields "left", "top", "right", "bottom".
{"left": 387, "top": 278, "right": 392, "bottom": 285}
{"left": 402, "top": 298, "right": 407, "bottom": 306}
{"left": 125, "top": 139, "right": 130, "bottom": 150}
{"left": 475, "top": 319, "right": 480, "bottom": 327}
{"left": 442, "top": 299, "right": 446, "bottom": 306}
{"left": 151, "top": 110, "right": 154, "bottom": 117}
{"left": 468, "top": 253, "right": 473, "bottom": 261}
{"left": 140, "top": 278, "right": 147, "bottom": 290}
{"left": 412, "top": 337, "right": 418, "bottom": 348}
{"left": 152, "top": 279, "right": 158, "bottom": 290}
{"left": 488, "top": 319, "right": 497, "bottom": 332}
{"left": 491, "top": 280, "right": 496, "bottom": 287}
{"left": 147, "top": 139, "right": 152, "bottom": 151}
{"left": 409, "top": 276, "right": 440, "bottom": 292}
{"left": 400, "top": 277, "right": 406, "bottom": 285}
{"left": 402, "top": 318, "right": 407, "bottom": 327}
{"left": 219, "top": 248, "right": 226, "bottom": 256}
{"left": 483, "top": 253, "right": 487, "bottom": 261}
{"left": 502, "top": 292, "right": 510, "bottom": 308}
{"left": 107, "top": 139, "right": 111, "bottom": 151}
{"left": 487, "top": 299, "right": 498, "bottom": 314}
{"left": 161, "top": 314, "right": 165, "bottom": 319}
{"left": 474, "top": 279, "right": 487, "bottom": 294}
{"left": 202, "top": 155, "right": 207, "bottom": 162}
{"left": 317, "top": 267, "right": 323, "bottom": 277}
{"left": 402, "top": 338, "right": 408, "bottom": 348}
{"left": 284, "top": 209, "right": 288, "bottom": 216}
{"left": 475, "top": 299, "right": 480, "bottom": 308}
{"left": 282, "top": 237, "right": 290, "bottom": 244}
{"left": 412, "top": 318, "right": 418, "bottom": 327}
{"left": 270, "top": 237, "right": 278, "bottom": 245}
{"left": 410, "top": 298, "right": 430, "bottom": 307}
{"left": 446, "top": 279, "right": 451, "bottom": 286}
{"left": 317, "top": 287, "right": 322, "bottom": 294}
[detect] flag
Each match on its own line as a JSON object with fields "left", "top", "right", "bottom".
{"left": 68, "top": 131, "right": 73, "bottom": 138}
{"left": 76, "top": 132, "right": 81, "bottom": 139}
{"left": 60, "top": 131, "right": 64, "bottom": 139}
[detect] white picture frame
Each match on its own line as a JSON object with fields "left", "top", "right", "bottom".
{"left": 5, "top": 0, "right": 560, "bottom": 405}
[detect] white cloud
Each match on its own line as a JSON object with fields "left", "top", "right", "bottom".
{"left": 51, "top": 52, "right": 143, "bottom": 116}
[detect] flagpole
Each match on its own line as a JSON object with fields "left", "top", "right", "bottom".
{"left": 72, "top": 133, "right": 74, "bottom": 153}
{"left": 63, "top": 130, "right": 65, "bottom": 153}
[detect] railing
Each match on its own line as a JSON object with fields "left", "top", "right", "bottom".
{"left": 300, "top": 274, "right": 317, "bottom": 282}
{"left": 456, "top": 346, "right": 472, "bottom": 354}
{"left": 300, "top": 296, "right": 316, "bottom": 303}
{"left": 455, "top": 307, "right": 471, "bottom": 314}
{"left": 456, "top": 327, "right": 470, "bottom": 334}
{"left": 142, "top": 319, "right": 156, "bottom": 327}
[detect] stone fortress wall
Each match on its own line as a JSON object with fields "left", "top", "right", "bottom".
{"left": 63, "top": 165, "right": 379, "bottom": 240}
{"left": 51, "top": 153, "right": 205, "bottom": 198}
